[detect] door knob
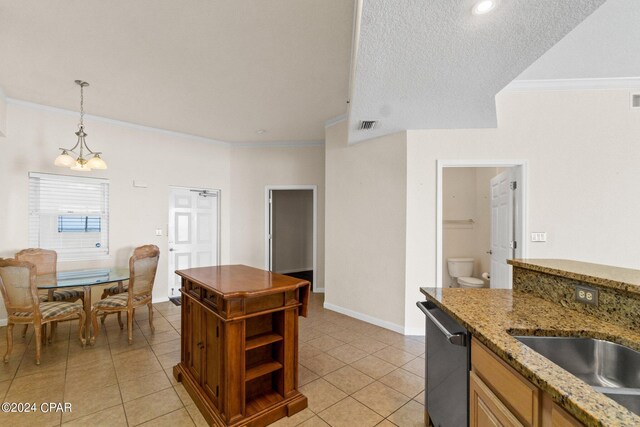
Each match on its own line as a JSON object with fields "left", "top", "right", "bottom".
{"left": 169, "top": 248, "right": 175, "bottom": 252}
{"left": 486, "top": 250, "right": 493, "bottom": 255}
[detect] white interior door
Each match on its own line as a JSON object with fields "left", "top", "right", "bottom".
{"left": 168, "top": 187, "right": 219, "bottom": 297}
{"left": 490, "top": 169, "right": 516, "bottom": 289}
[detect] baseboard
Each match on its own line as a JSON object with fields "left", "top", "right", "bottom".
{"left": 404, "top": 326, "right": 426, "bottom": 336}
{"left": 0, "top": 318, "right": 6, "bottom": 327}
{"left": 323, "top": 302, "right": 405, "bottom": 335}
{"left": 313, "top": 287, "right": 325, "bottom": 293}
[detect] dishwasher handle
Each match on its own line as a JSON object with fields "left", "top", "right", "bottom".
{"left": 417, "top": 301, "right": 467, "bottom": 347}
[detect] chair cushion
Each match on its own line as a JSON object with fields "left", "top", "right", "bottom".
{"left": 94, "top": 293, "right": 148, "bottom": 308}
{"left": 105, "top": 284, "right": 128, "bottom": 294}
{"left": 52, "top": 289, "right": 84, "bottom": 301}
{"left": 14, "top": 302, "right": 82, "bottom": 319}
{"left": 38, "top": 289, "right": 84, "bottom": 303}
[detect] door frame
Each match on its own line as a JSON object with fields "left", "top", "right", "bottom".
{"left": 168, "top": 185, "right": 222, "bottom": 297}
{"left": 264, "top": 185, "right": 319, "bottom": 292}
{"left": 436, "top": 159, "right": 528, "bottom": 289}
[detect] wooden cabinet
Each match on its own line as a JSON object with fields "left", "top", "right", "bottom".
{"left": 471, "top": 337, "right": 583, "bottom": 427}
{"left": 470, "top": 371, "right": 524, "bottom": 427}
{"left": 541, "top": 395, "right": 583, "bottom": 427}
{"left": 183, "top": 296, "right": 222, "bottom": 407}
{"left": 184, "top": 296, "right": 203, "bottom": 383}
{"left": 174, "top": 265, "right": 310, "bottom": 427}
{"left": 203, "top": 309, "right": 221, "bottom": 408}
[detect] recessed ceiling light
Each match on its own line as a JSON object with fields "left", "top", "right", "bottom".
{"left": 256, "top": 129, "right": 266, "bottom": 135}
{"left": 472, "top": 0, "right": 497, "bottom": 15}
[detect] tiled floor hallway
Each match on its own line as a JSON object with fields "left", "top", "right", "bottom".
{"left": 0, "top": 293, "right": 425, "bottom": 426}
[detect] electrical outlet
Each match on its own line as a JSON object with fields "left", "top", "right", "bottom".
{"left": 531, "top": 232, "right": 547, "bottom": 242}
{"left": 575, "top": 285, "right": 598, "bottom": 306}
{"left": 155, "top": 228, "right": 163, "bottom": 236}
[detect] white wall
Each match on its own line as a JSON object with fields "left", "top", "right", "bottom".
{"left": 229, "top": 145, "right": 325, "bottom": 289}
{"left": 272, "top": 190, "right": 314, "bottom": 273}
{"left": 0, "top": 89, "right": 6, "bottom": 137}
{"left": 405, "top": 88, "right": 640, "bottom": 333}
{"left": 324, "top": 120, "right": 407, "bottom": 332}
{"left": 0, "top": 102, "right": 232, "bottom": 321}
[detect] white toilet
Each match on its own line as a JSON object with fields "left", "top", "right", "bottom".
{"left": 447, "top": 258, "right": 485, "bottom": 288}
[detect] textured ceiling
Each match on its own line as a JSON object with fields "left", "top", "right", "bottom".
{"left": 515, "top": 0, "right": 640, "bottom": 81}
{"left": 0, "top": 0, "right": 354, "bottom": 142}
{"left": 348, "top": 0, "right": 606, "bottom": 143}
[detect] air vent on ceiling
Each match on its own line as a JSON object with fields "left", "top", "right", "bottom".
{"left": 359, "top": 120, "right": 377, "bottom": 130}
{"left": 631, "top": 93, "right": 640, "bottom": 109}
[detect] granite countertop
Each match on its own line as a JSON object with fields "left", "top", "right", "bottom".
{"left": 509, "top": 259, "right": 640, "bottom": 296}
{"left": 420, "top": 287, "right": 640, "bottom": 426}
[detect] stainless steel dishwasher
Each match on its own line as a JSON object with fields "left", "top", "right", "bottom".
{"left": 417, "top": 300, "right": 469, "bottom": 427}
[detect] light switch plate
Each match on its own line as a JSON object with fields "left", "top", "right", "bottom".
{"left": 155, "top": 228, "right": 163, "bottom": 236}
{"left": 531, "top": 232, "right": 547, "bottom": 242}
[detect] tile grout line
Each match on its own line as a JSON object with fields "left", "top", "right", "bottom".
{"left": 104, "top": 312, "right": 131, "bottom": 427}
{"left": 58, "top": 323, "right": 72, "bottom": 426}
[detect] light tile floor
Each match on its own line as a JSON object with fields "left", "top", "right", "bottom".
{"left": 0, "top": 293, "right": 425, "bottom": 426}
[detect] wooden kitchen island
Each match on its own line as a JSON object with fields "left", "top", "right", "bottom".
{"left": 173, "top": 265, "right": 310, "bottom": 427}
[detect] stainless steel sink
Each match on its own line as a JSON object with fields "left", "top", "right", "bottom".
{"left": 513, "top": 336, "right": 640, "bottom": 415}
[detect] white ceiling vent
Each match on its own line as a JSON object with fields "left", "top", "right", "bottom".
{"left": 631, "top": 93, "right": 640, "bottom": 109}
{"left": 358, "top": 120, "right": 377, "bottom": 130}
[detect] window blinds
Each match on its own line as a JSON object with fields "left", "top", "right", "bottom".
{"left": 28, "top": 172, "right": 109, "bottom": 261}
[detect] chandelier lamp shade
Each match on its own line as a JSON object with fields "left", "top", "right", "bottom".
{"left": 54, "top": 80, "right": 107, "bottom": 171}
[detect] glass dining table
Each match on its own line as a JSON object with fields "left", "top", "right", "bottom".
{"left": 36, "top": 268, "right": 129, "bottom": 339}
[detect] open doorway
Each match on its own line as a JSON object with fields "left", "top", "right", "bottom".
{"left": 437, "top": 160, "right": 527, "bottom": 289}
{"left": 168, "top": 186, "right": 221, "bottom": 300}
{"left": 265, "top": 185, "right": 317, "bottom": 291}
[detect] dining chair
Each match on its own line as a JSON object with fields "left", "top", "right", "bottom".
{"left": 15, "top": 248, "right": 84, "bottom": 340}
{"left": 101, "top": 281, "right": 127, "bottom": 299}
{"left": 0, "top": 259, "right": 86, "bottom": 365}
{"left": 90, "top": 245, "right": 159, "bottom": 345}
{"left": 15, "top": 249, "right": 84, "bottom": 303}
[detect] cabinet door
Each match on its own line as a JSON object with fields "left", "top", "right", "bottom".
{"left": 185, "top": 297, "right": 203, "bottom": 383}
{"left": 202, "top": 309, "right": 221, "bottom": 408}
{"left": 470, "top": 371, "right": 524, "bottom": 427}
{"left": 542, "top": 395, "right": 582, "bottom": 427}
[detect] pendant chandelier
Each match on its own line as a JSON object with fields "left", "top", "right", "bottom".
{"left": 54, "top": 80, "right": 107, "bottom": 171}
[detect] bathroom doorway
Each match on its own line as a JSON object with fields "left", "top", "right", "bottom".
{"left": 436, "top": 160, "right": 527, "bottom": 289}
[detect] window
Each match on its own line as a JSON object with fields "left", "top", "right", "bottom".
{"left": 29, "top": 172, "right": 109, "bottom": 261}
{"left": 58, "top": 216, "right": 102, "bottom": 233}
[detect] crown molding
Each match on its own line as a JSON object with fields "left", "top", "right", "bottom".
{"left": 232, "top": 140, "right": 324, "bottom": 148}
{"left": 324, "top": 114, "right": 347, "bottom": 128}
{"left": 8, "top": 97, "right": 230, "bottom": 147}
{"left": 7, "top": 97, "right": 326, "bottom": 149}
{"left": 502, "top": 77, "right": 640, "bottom": 92}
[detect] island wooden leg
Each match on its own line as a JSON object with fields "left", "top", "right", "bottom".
{"left": 224, "top": 320, "right": 245, "bottom": 424}
{"left": 282, "top": 307, "right": 297, "bottom": 397}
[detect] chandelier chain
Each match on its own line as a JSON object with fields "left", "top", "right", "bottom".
{"left": 79, "top": 83, "right": 84, "bottom": 127}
